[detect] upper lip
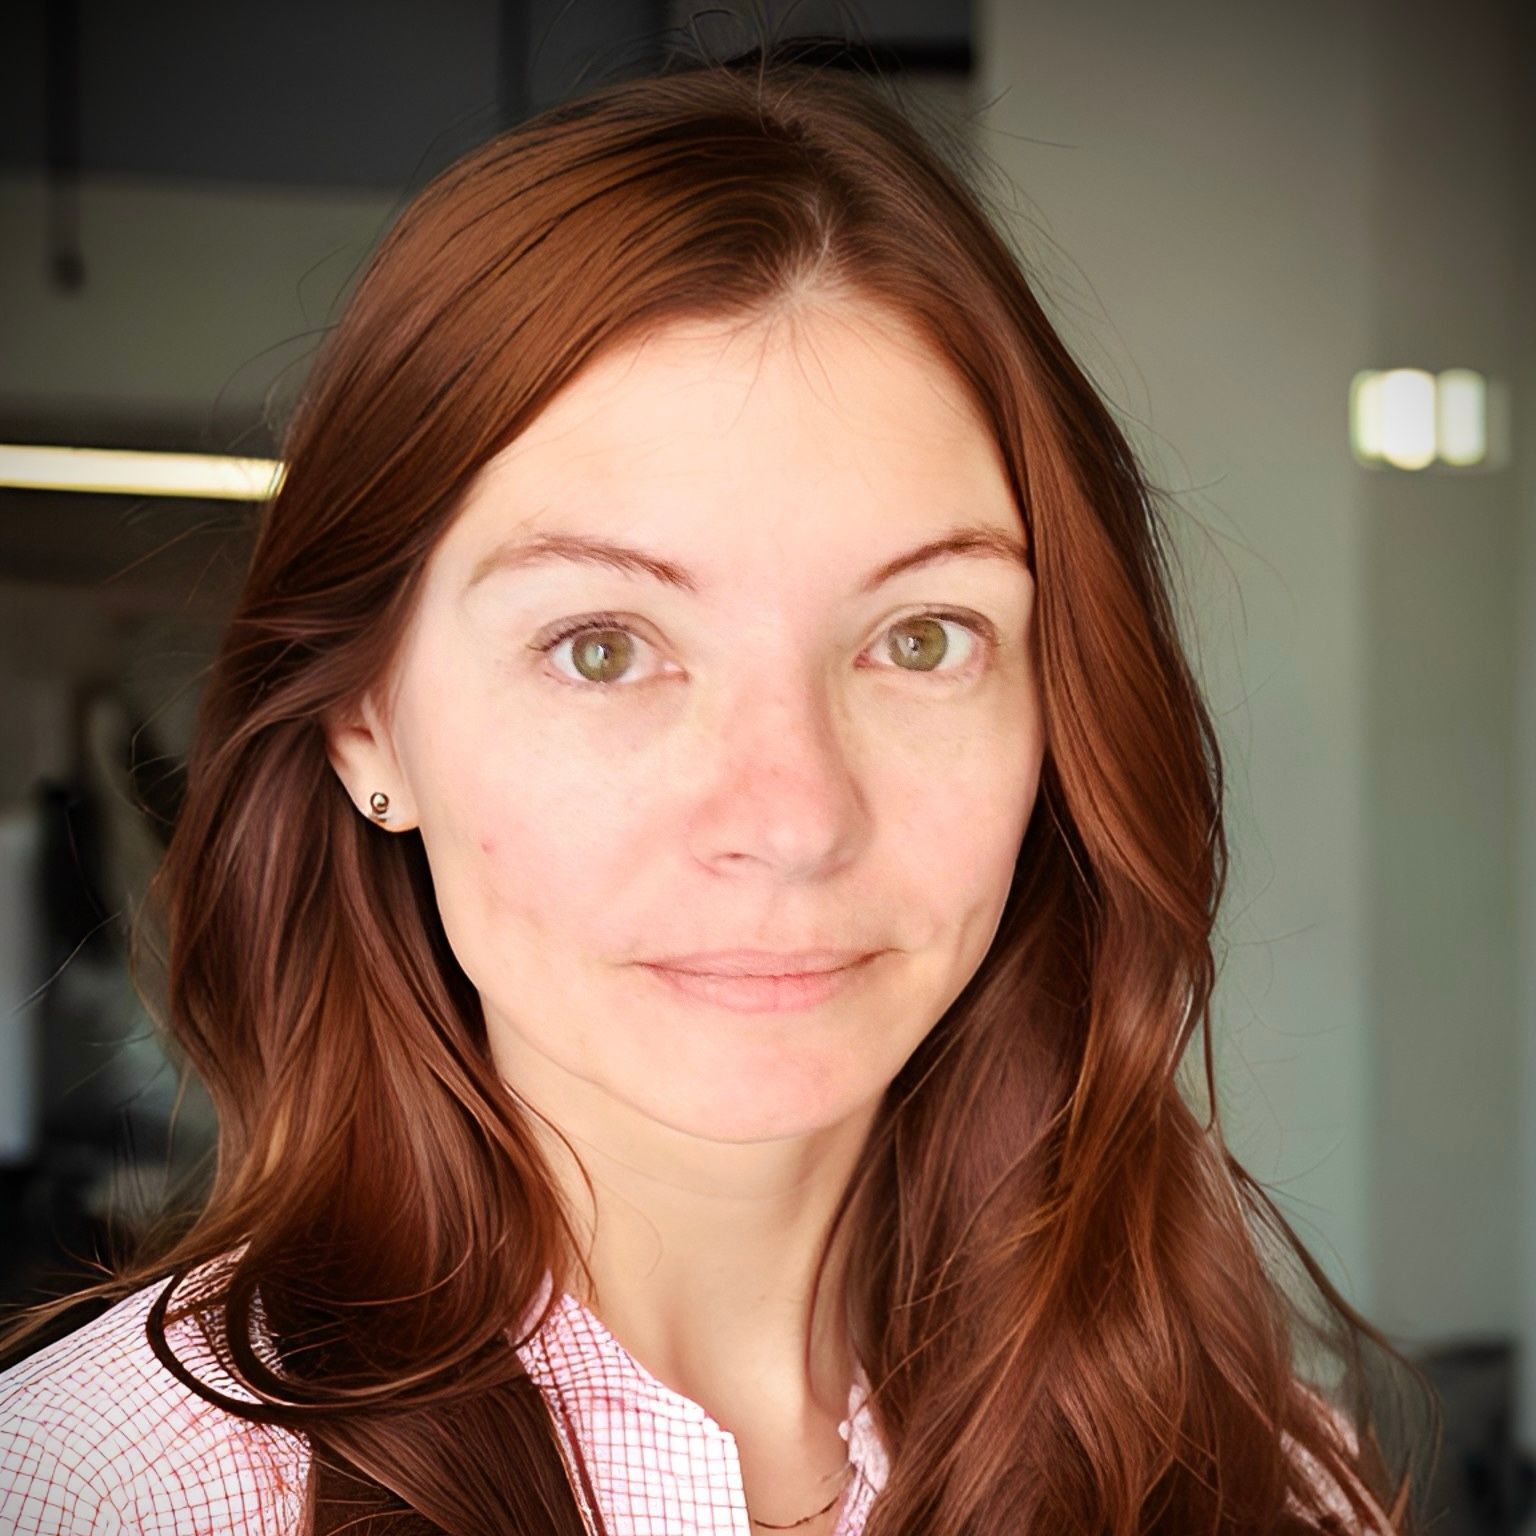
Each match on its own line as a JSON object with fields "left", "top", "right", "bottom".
{"left": 639, "top": 949, "right": 877, "bottom": 977}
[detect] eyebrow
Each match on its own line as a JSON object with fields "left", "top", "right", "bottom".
{"left": 463, "top": 521, "right": 1030, "bottom": 597}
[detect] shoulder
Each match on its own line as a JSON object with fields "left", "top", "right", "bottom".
{"left": 0, "top": 1271, "right": 309, "bottom": 1536}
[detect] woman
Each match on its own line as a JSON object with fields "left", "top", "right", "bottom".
{"left": 0, "top": 40, "right": 1429, "bottom": 1536}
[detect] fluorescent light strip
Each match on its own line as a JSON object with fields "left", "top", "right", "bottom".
{"left": 0, "top": 444, "right": 286, "bottom": 500}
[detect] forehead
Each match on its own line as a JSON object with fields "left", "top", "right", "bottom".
{"left": 473, "top": 303, "right": 1004, "bottom": 507}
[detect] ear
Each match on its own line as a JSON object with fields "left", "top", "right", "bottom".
{"left": 322, "top": 688, "right": 419, "bottom": 832}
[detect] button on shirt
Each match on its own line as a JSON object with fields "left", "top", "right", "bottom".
{"left": 0, "top": 1268, "right": 888, "bottom": 1536}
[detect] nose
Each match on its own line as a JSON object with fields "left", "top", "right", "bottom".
{"left": 686, "top": 667, "right": 870, "bottom": 881}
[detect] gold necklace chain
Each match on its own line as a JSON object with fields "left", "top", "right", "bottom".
{"left": 749, "top": 1458, "right": 856, "bottom": 1530}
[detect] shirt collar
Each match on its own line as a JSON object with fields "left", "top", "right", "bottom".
{"left": 513, "top": 1274, "right": 890, "bottom": 1498}
{"left": 838, "top": 1357, "right": 890, "bottom": 1495}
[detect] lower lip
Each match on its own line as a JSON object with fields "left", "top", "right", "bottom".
{"left": 637, "top": 955, "right": 880, "bottom": 1013}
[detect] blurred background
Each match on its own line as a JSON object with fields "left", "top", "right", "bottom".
{"left": 0, "top": 0, "right": 1532, "bottom": 1528}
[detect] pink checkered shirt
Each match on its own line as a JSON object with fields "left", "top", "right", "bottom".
{"left": 0, "top": 1269, "right": 888, "bottom": 1535}
{"left": 0, "top": 1264, "right": 1389, "bottom": 1534}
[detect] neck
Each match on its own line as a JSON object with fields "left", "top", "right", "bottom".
{"left": 504, "top": 1054, "right": 877, "bottom": 1436}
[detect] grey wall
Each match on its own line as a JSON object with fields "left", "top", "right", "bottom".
{"left": 978, "top": 0, "right": 1382, "bottom": 1311}
{"left": 0, "top": 175, "right": 395, "bottom": 447}
{"left": 1516, "top": 0, "right": 1536, "bottom": 1464}
{"left": 1363, "top": 0, "right": 1523, "bottom": 1360}
{"left": 978, "top": 0, "right": 1532, "bottom": 1433}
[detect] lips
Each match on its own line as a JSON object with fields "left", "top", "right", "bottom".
{"left": 636, "top": 953, "right": 883, "bottom": 1013}
{"left": 637, "top": 949, "right": 876, "bottom": 978}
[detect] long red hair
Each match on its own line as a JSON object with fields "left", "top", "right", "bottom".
{"left": 3, "top": 38, "right": 1435, "bottom": 1535}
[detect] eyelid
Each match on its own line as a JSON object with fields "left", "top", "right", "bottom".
{"left": 527, "top": 606, "right": 1000, "bottom": 686}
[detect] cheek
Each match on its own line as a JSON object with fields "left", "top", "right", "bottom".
{"left": 896, "top": 725, "right": 1042, "bottom": 885}
{"left": 423, "top": 788, "right": 639, "bottom": 1037}
{"left": 900, "top": 748, "right": 1041, "bottom": 980}
{"left": 460, "top": 752, "right": 641, "bottom": 938}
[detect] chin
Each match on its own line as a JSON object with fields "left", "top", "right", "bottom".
{"left": 644, "top": 1088, "right": 863, "bottom": 1145}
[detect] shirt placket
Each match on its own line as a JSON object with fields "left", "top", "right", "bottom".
{"left": 518, "top": 1287, "right": 885, "bottom": 1536}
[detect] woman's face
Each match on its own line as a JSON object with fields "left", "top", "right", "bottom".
{"left": 346, "top": 300, "right": 1045, "bottom": 1144}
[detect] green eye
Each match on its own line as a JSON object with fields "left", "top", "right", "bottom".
{"left": 886, "top": 614, "right": 964, "bottom": 672}
{"left": 567, "top": 628, "right": 636, "bottom": 684}
{"left": 533, "top": 607, "right": 993, "bottom": 690}
{"left": 531, "top": 612, "right": 647, "bottom": 686}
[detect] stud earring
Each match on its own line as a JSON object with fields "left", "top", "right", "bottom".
{"left": 368, "top": 791, "right": 390, "bottom": 821}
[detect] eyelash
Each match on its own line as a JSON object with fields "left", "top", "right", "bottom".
{"left": 527, "top": 608, "right": 999, "bottom": 689}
